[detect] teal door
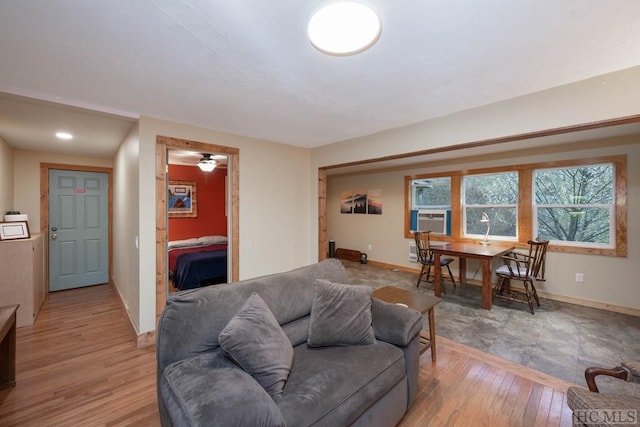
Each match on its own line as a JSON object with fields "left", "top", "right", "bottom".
{"left": 49, "top": 170, "right": 109, "bottom": 291}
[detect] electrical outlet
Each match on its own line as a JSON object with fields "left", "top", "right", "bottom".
{"left": 367, "top": 244, "right": 372, "bottom": 251}
{"left": 575, "top": 273, "right": 584, "bottom": 283}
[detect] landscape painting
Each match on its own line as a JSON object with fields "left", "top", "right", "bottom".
{"left": 367, "top": 189, "right": 383, "bottom": 214}
{"left": 340, "top": 190, "right": 353, "bottom": 214}
{"left": 353, "top": 190, "right": 367, "bottom": 214}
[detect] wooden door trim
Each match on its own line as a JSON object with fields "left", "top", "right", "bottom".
{"left": 40, "top": 163, "right": 114, "bottom": 293}
{"left": 155, "top": 136, "right": 240, "bottom": 324}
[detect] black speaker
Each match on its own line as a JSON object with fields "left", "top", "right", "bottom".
{"left": 328, "top": 240, "right": 336, "bottom": 258}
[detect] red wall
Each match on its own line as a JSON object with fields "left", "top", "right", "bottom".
{"left": 168, "top": 165, "right": 227, "bottom": 241}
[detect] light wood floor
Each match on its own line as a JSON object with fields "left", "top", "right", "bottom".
{"left": 0, "top": 284, "right": 578, "bottom": 426}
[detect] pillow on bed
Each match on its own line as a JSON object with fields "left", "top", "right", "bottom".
{"left": 198, "top": 235, "right": 228, "bottom": 245}
{"left": 219, "top": 292, "right": 293, "bottom": 402}
{"left": 307, "top": 279, "right": 376, "bottom": 347}
{"left": 167, "top": 238, "right": 201, "bottom": 249}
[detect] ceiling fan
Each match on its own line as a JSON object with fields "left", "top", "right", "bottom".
{"left": 197, "top": 153, "right": 217, "bottom": 172}
{"left": 167, "top": 149, "right": 227, "bottom": 170}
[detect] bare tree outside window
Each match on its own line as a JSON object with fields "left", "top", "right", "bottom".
{"left": 463, "top": 172, "right": 518, "bottom": 237}
{"left": 534, "top": 164, "right": 614, "bottom": 246}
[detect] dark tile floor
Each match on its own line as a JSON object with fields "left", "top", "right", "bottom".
{"left": 342, "top": 260, "right": 640, "bottom": 385}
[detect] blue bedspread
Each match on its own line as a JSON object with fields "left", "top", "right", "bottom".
{"left": 173, "top": 249, "right": 227, "bottom": 291}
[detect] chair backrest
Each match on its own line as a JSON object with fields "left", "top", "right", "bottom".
{"left": 413, "top": 231, "right": 433, "bottom": 264}
{"left": 526, "top": 238, "right": 549, "bottom": 280}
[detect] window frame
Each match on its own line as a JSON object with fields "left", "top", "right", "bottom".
{"left": 404, "top": 155, "right": 626, "bottom": 257}
{"left": 461, "top": 171, "right": 520, "bottom": 241}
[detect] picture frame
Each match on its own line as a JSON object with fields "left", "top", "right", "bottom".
{"left": 0, "top": 221, "right": 31, "bottom": 240}
{"left": 168, "top": 180, "right": 198, "bottom": 218}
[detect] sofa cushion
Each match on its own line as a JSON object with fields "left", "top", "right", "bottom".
{"left": 219, "top": 292, "right": 294, "bottom": 401}
{"left": 308, "top": 279, "right": 376, "bottom": 347}
{"left": 157, "top": 259, "right": 349, "bottom": 373}
{"left": 278, "top": 341, "right": 406, "bottom": 426}
{"left": 160, "top": 350, "right": 286, "bottom": 427}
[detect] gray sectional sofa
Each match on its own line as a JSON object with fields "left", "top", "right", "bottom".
{"left": 157, "top": 259, "right": 423, "bottom": 426}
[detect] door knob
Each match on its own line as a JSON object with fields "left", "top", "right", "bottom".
{"left": 51, "top": 233, "right": 58, "bottom": 240}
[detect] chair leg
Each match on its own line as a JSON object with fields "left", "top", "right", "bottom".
{"left": 445, "top": 264, "right": 456, "bottom": 287}
{"left": 416, "top": 264, "right": 426, "bottom": 287}
{"left": 426, "top": 264, "right": 432, "bottom": 282}
{"left": 531, "top": 281, "right": 540, "bottom": 307}
{"left": 523, "top": 280, "right": 535, "bottom": 314}
{"left": 493, "top": 277, "right": 506, "bottom": 296}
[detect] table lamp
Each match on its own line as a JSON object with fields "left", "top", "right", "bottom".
{"left": 480, "top": 212, "right": 491, "bottom": 245}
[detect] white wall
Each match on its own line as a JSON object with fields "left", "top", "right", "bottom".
{"left": 12, "top": 150, "right": 112, "bottom": 233}
{"left": 137, "top": 116, "right": 311, "bottom": 333}
{"left": 0, "top": 137, "right": 14, "bottom": 216}
{"left": 112, "top": 124, "right": 141, "bottom": 332}
{"left": 327, "top": 139, "right": 640, "bottom": 311}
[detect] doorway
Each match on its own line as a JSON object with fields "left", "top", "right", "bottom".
{"left": 48, "top": 169, "right": 109, "bottom": 291}
{"left": 155, "top": 136, "right": 239, "bottom": 320}
{"left": 166, "top": 148, "right": 229, "bottom": 293}
{"left": 40, "top": 163, "right": 114, "bottom": 293}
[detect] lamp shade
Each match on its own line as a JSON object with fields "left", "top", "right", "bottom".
{"left": 197, "top": 154, "right": 217, "bottom": 172}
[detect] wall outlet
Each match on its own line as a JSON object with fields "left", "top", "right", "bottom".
{"left": 367, "top": 244, "right": 372, "bottom": 251}
{"left": 575, "top": 273, "right": 584, "bottom": 283}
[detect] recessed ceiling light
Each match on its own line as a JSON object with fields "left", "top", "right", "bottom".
{"left": 56, "top": 132, "right": 73, "bottom": 140}
{"left": 308, "top": 1, "right": 382, "bottom": 56}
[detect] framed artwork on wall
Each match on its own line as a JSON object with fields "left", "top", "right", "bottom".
{"left": 339, "top": 189, "right": 383, "bottom": 215}
{"left": 168, "top": 180, "right": 198, "bottom": 218}
{"left": 367, "top": 189, "right": 383, "bottom": 215}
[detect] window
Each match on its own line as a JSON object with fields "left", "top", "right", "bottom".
{"left": 404, "top": 155, "right": 626, "bottom": 256}
{"left": 462, "top": 172, "right": 519, "bottom": 239}
{"left": 534, "top": 163, "right": 615, "bottom": 248}
{"left": 411, "top": 177, "right": 451, "bottom": 210}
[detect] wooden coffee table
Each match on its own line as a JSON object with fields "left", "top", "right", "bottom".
{"left": 372, "top": 286, "right": 441, "bottom": 361}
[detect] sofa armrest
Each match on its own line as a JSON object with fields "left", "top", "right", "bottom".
{"left": 159, "top": 354, "right": 287, "bottom": 427}
{"left": 371, "top": 298, "right": 422, "bottom": 347}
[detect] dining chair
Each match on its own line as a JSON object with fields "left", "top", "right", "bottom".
{"left": 413, "top": 230, "right": 456, "bottom": 290}
{"left": 493, "top": 238, "right": 549, "bottom": 314}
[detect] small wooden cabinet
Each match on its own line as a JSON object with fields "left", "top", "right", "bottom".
{"left": 0, "top": 234, "right": 46, "bottom": 327}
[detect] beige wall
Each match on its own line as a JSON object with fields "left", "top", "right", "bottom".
{"left": 312, "top": 66, "right": 640, "bottom": 169}
{"left": 327, "top": 139, "right": 640, "bottom": 311}
{"left": 0, "top": 137, "right": 14, "bottom": 216}
{"left": 13, "top": 149, "right": 112, "bottom": 233}
{"left": 137, "top": 116, "right": 311, "bottom": 333}
{"left": 112, "top": 124, "right": 141, "bottom": 332}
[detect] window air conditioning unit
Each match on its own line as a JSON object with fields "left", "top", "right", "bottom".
{"left": 410, "top": 209, "right": 451, "bottom": 235}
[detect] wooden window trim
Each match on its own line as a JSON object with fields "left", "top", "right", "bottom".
{"left": 404, "top": 155, "right": 627, "bottom": 257}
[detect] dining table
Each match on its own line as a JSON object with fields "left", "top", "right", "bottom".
{"left": 430, "top": 241, "right": 515, "bottom": 309}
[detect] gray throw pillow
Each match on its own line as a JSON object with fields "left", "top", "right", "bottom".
{"left": 308, "top": 279, "right": 376, "bottom": 347}
{"left": 218, "top": 292, "right": 294, "bottom": 402}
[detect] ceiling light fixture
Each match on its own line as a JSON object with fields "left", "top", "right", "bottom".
{"left": 197, "top": 154, "right": 217, "bottom": 172}
{"left": 55, "top": 131, "right": 73, "bottom": 140}
{"left": 308, "top": 1, "right": 382, "bottom": 56}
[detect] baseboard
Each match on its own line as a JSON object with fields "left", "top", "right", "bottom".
{"left": 110, "top": 281, "right": 156, "bottom": 348}
{"left": 367, "top": 260, "right": 640, "bottom": 317}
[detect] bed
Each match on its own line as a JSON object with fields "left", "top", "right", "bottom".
{"left": 168, "top": 236, "right": 228, "bottom": 291}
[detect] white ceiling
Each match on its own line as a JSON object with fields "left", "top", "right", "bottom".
{"left": 1, "top": 0, "right": 640, "bottom": 157}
